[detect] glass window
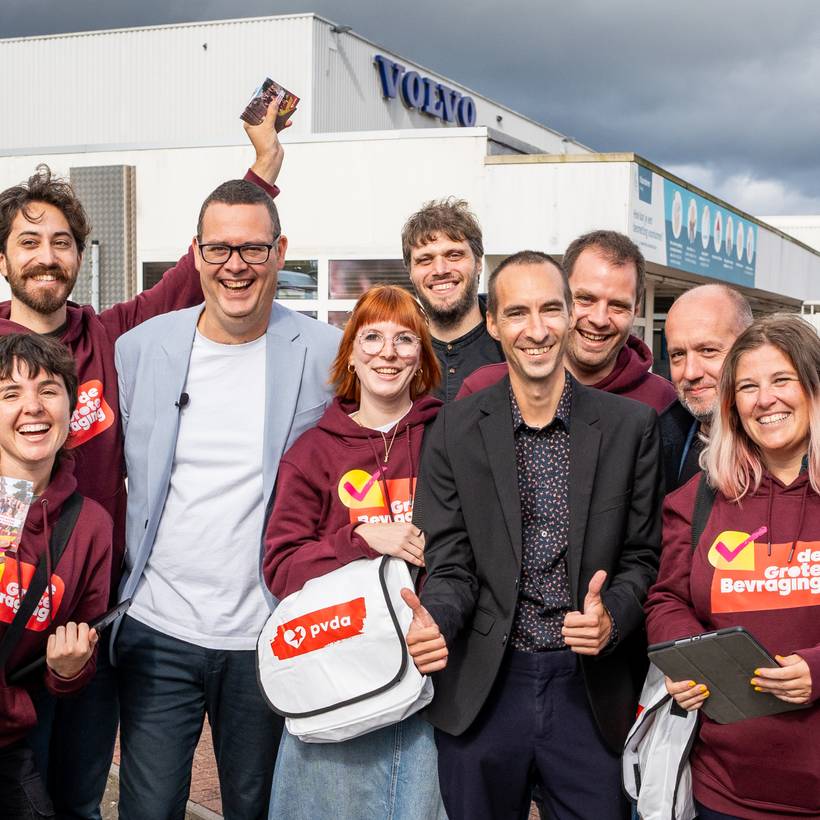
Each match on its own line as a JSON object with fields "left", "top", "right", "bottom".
{"left": 142, "top": 261, "right": 175, "bottom": 291}
{"left": 277, "top": 260, "right": 318, "bottom": 300}
{"left": 329, "top": 260, "right": 410, "bottom": 299}
{"left": 328, "top": 311, "right": 351, "bottom": 329}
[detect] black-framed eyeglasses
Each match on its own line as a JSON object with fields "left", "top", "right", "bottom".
{"left": 197, "top": 238, "right": 280, "bottom": 265}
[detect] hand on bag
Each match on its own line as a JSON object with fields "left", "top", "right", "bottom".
{"left": 752, "top": 654, "right": 812, "bottom": 704}
{"left": 665, "top": 676, "right": 710, "bottom": 710}
{"left": 562, "top": 570, "right": 612, "bottom": 655}
{"left": 356, "top": 522, "right": 425, "bottom": 567}
{"left": 245, "top": 97, "right": 293, "bottom": 185}
{"left": 402, "top": 589, "right": 448, "bottom": 674}
{"left": 46, "top": 622, "right": 98, "bottom": 680}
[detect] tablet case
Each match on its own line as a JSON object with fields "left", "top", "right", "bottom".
{"left": 648, "top": 626, "right": 808, "bottom": 724}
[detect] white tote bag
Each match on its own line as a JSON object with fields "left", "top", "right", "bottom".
{"left": 256, "top": 555, "right": 433, "bottom": 743}
{"left": 622, "top": 662, "right": 698, "bottom": 820}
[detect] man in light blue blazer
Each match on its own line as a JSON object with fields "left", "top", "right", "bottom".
{"left": 112, "top": 179, "right": 341, "bottom": 820}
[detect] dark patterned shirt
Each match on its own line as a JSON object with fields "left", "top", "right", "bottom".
{"left": 509, "top": 376, "right": 573, "bottom": 651}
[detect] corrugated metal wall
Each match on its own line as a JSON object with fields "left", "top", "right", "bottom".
{"left": 311, "top": 18, "right": 586, "bottom": 153}
{"left": 0, "top": 15, "right": 315, "bottom": 153}
{"left": 1, "top": 14, "right": 587, "bottom": 157}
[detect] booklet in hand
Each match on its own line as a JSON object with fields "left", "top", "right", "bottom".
{"left": 240, "top": 78, "right": 299, "bottom": 131}
{"left": 0, "top": 476, "right": 33, "bottom": 576}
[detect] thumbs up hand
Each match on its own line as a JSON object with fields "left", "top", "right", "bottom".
{"left": 562, "top": 570, "right": 613, "bottom": 656}
{"left": 401, "top": 588, "right": 448, "bottom": 674}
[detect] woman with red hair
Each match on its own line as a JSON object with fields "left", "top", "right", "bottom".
{"left": 263, "top": 285, "right": 446, "bottom": 819}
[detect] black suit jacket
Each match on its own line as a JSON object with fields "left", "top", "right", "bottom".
{"left": 659, "top": 399, "right": 700, "bottom": 492}
{"left": 417, "top": 376, "right": 663, "bottom": 752}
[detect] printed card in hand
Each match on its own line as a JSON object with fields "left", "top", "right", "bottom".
{"left": 0, "top": 476, "right": 34, "bottom": 577}
{"left": 240, "top": 78, "right": 299, "bottom": 131}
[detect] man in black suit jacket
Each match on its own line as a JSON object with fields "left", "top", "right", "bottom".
{"left": 404, "top": 250, "right": 663, "bottom": 820}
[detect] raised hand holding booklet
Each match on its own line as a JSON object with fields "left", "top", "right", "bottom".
{"left": 240, "top": 78, "right": 299, "bottom": 131}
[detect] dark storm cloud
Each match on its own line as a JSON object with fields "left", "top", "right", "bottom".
{"left": 3, "top": 0, "right": 819, "bottom": 213}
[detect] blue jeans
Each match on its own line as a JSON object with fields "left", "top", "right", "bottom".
{"left": 28, "top": 645, "right": 119, "bottom": 820}
{"left": 116, "top": 615, "right": 283, "bottom": 820}
{"left": 269, "top": 714, "right": 447, "bottom": 820}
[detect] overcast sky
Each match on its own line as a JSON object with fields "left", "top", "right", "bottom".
{"left": 3, "top": 0, "right": 818, "bottom": 215}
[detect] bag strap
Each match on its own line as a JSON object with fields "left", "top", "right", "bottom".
{"left": 690, "top": 473, "right": 716, "bottom": 554}
{"left": 0, "top": 492, "right": 84, "bottom": 674}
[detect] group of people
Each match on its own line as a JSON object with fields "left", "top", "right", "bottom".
{"left": 0, "top": 96, "right": 817, "bottom": 820}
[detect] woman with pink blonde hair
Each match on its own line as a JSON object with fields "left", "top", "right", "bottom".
{"left": 645, "top": 314, "right": 820, "bottom": 819}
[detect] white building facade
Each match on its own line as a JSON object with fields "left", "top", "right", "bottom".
{"left": 2, "top": 13, "right": 818, "bottom": 357}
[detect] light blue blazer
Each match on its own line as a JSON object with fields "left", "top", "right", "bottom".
{"left": 110, "top": 302, "right": 341, "bottom": 656}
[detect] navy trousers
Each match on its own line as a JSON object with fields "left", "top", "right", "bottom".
{"left": 695, "top": 802, "right": 743, "bottom": 820}
{"left": 435, "top": 649, "right": 629, "bottom": 820}
{"left": 0, "top": 741, "right": 55, "bottom": 819}
{"left": 116, "top": 616, "right": 283, "bottom": 820}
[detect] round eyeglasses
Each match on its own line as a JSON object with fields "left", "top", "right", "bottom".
{"left": 357, "top": 330, "right": 421, "bottom": 357}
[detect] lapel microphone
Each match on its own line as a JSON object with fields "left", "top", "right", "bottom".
{"left": 175, "top": 392, "right": 190, "bottom": 409}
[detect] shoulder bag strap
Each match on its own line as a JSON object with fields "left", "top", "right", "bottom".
{"left": 690, "top": 473, "right": 716, "bottom": 554}
{"left": 0, "top": 492, "right": 84, "bottom": 673}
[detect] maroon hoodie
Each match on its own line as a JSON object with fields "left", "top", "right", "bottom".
{"left": 0, "top": 457, "right": 113, "bottom": 749}
{"left": 264, "top": 395, "right": 442, "bottom": 599}
{"left": 456, "top": 334, "right": 676, "bottom": 412}
{"left": 0, "top": 169, "right": 277, "bottom": 587}
{"left": 645, "top": 472, "right": 820, "bottom": 818}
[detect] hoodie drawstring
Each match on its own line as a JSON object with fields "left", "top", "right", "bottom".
{"left": 42, "top": 498, "right": 53, "bottom": 625}
{"left": 365, "top": 434, "right": 395, "bottom": 521}
{"left": 360, "top": 415, "right": 418, "bottom": 526}
{"left": 788, "top": 480, "right": 810, "bottom": 563}
{"left": 766, "top": 481, "right": 774, "bottom": 557}
{"left": 764, "top": 474, "right": 810, "bottom": 563}
{"left": 9, "top": 497, "right": 53, "bottom": 622}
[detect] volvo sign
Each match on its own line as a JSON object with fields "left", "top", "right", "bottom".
{"left": 374, "top": 54, "right": 477, "bottom": 127}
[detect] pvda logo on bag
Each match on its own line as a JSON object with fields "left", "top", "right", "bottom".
{"left": 270, "top": 597, "right": 367, "bottom": 660}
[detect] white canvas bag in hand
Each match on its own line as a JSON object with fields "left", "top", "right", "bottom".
{"left": 622, "top": 662, "right": 698, "bottom": 820}
{"left": 256, "top": 555, "right": 433, "bottom": 743}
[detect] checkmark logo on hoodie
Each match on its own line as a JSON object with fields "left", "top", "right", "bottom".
{"left": 338, "top": 468, "right": 385, "bottom": 508}
{"left": 715, "top": 526, "right": 767, "bottom": 562}
{"left": 708, "top": 527, "right": 766, "bottom": 570}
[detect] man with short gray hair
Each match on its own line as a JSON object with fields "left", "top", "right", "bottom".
{"left": 661, "top": 283, "right": 753, "bottom": 490}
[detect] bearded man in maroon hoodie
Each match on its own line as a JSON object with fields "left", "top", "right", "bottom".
{"left": 0, "top": 105, "right": 286, "bottom": 818}
{"left": 457, "top": 231, "right": 676, "bottom": 413}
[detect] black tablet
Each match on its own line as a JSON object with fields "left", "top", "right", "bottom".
{"left": 648, "top": 626, "right": 809, "bottom": 724}
{"left": 7, "top": 599, "right": 131, "bottom": 685}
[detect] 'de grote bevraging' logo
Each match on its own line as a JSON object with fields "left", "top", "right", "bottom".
{"left": 66, "top": 380, "right": 114, "bottom": 449}
{"left": 708, "top": 527, "right": 820, "bottom": 613}
{"left": 270, "top": 597, "right": 367, "bottom": 660}
{"left": 0, "top": 558, "right": 65, "bottom": 630}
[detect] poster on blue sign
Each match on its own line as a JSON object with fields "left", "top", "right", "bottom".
{"left": 629, "top": 164, "right": 757, "bottom": 288}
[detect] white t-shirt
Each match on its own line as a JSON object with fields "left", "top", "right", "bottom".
{"left": 129, "top": 331, "right": 268, "bottom": 650}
